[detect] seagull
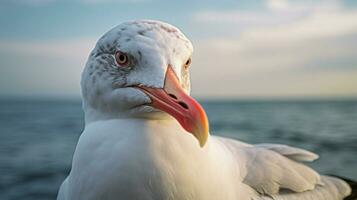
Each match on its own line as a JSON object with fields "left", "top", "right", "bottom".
{"left": 57, "top": 20, "right": 355, "bottom": 200}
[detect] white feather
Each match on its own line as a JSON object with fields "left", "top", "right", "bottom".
{"left": 257, "top": 176, "right": 351, "bottom": 200}
{"left": 255, "top": 143, "right": 319, "bottom": 162}
{"left": 58, "top": 119, "right": 351, "bottom": 200}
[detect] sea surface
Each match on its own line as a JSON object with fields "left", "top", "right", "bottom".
{"left": 0, "top": 99, "right": 356, "bottom": 200}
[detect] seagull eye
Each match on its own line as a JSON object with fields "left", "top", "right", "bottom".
{"left": 115, "top": 51, "right": 129, "bottom": 67}
{"left": 184, "top": 58, "right": 191, "bottom": 69}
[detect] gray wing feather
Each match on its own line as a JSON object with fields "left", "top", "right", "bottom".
{"left": 255, "top": 176, "right": 351, "bottom": 200}
{"left": 215, "top": 136, "right": 351, "bottom": 199}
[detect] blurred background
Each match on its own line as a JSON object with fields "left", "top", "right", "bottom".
{"left": 0, "top": 0, "right": 356, "bottom": 199}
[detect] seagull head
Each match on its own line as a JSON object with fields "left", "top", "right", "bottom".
{"left": 81, "top": 20, "right": 209, "bottom": 147}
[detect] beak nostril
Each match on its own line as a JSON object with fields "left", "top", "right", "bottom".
{"left": 178, "top": 101, "right": 189, "bottom": 109}
{"left": 168, "top": 93, "right": 177, "bottom": 100}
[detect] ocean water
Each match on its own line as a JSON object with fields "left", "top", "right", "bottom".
{"left": 0, "top": 99, "right": 356, "bottom": 200}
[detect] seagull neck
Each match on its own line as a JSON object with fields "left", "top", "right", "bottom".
{"left": 82, "top": 116, "right": 202, "bottom": 153}
{"left": 83, "top": 106, "right": 174, "bottom": 125}
{"left": 83, "top": 117, "right": 187, "bottom": 144}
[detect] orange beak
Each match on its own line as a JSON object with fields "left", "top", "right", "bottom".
{"left": 136, "top": 67, "right": 209, "bottom": 147}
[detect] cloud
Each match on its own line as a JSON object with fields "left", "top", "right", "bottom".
{"left": 0, "top": 0, "right": 55, "bottom": 6}
{"left": 191, "top": 36, "right": 357, "bottom": 98}
{"left": 79, "top": 0, "right": 149, "bottom": 4}
{"left": 188, "top": 1, "right": 357, "bottom": 98}
{"left": 192, "top": 9, "right": 305, "bottom": 30}
{"left": 0, "top": 0, "right": 145, "bottom": 6}
{"left": 0, "top": 38, "right": 96, "bottom": 97}
{"left": 265, "top": 0, "right": 340, "bottom": 12}
{"left": 243, "top": 10, "right": 357, "bottom": 41}
{"left": 266, "top": 0, "right": 289, "bottom": 11}
{"left": 192, "top": 0, "right": 344, "bottom": 37}
{"left": 1, "top": 0, "right": 356, "bottom": 98}
{"left": 0, "top": 38, "right": 95, "bottom": 59}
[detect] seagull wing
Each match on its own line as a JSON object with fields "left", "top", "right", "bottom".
{"left": 262, "top": 176, "right": 352, "bottom": 200}
{"left": 254, "top": 143, "right": 318, "bottom": 162}
{"left": 214, "top": 136, "right": 351, "bottom": 199}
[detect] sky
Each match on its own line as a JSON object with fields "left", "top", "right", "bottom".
{"left": 0, "top": 0, "right": 357, "bottom": 99}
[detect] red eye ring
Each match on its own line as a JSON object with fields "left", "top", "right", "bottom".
{"left": 115, "top": 51, "right": 129, "bottom": 67}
